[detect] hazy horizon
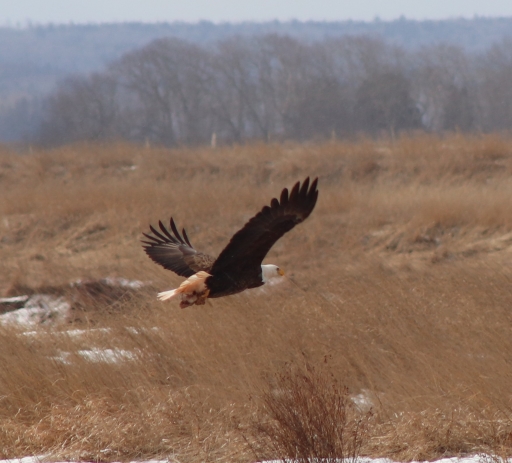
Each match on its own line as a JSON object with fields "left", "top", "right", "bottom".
{"left": 3, "top": 0, "right": 512, "bottom": 26}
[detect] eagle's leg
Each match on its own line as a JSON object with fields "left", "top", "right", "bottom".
{"left": 195, "top": 289, "right": 210, "bottom": 306}
{"left": 180, "top": 289, "right": 210, "bottom": 308}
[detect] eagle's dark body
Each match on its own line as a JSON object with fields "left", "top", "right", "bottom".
{"left": 142, "top": 177, "right": 318, "bottom": 306}
{"left": 205, "top": 269, "right": 264, "bottom": 298}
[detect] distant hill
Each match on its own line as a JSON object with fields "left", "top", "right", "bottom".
{"left": 1, "top": 17, "right": 512, "bottom": 142}
{"left": 2, "top": 17, "right": 512, "bottom": 91}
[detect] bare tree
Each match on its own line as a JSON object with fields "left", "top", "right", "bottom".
{"left": 112, "top": 38, "right": 212, "bottom": 146}
{"left": 39, "top": 32, "right": 512, "bottom": 147}
{"left": 354, "top": 70, "right": 422, "bottom": 136}
{"left": 38, "top": 72, "right": 118, "bottom": 146}
{"left": 411, "top": 44, "right": 476, "bottom": 132}
{"left": 316, "top": 36, "right": 410, "bottom": 136}
{"left": 207, "top": 36, "right": 294, "bottom": 142}
{"left": 477, "top": 38, "right": 512, "bottom": 132}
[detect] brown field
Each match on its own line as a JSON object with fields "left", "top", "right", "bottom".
{"left": 2, "top": 134, "right": 512, "bottom": 461}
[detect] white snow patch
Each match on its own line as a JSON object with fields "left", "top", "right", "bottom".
{"left": 50, "top": 348, "right": 138, "bottom": 365}
{"left": 260, "top": 457, "right": 488, "bottom": 463}
{"left": 78, "top": 348, "right": 137, "bottom": 363}
{"left": 0, "top": 295, "right": 70, "bottom": 327}
{"left": 0, "top": 459, "right": 169, "bottom": 463}
{"left": 0, "top": 295, "right": 29, "bottom": 304}
{"left": 351, "top": 389, "right": 374, "bottom": 411}
{"left": 71, "top": 277, "right": 146, "bottom": 289}
{"left": 0, "top": 277, "right": 147, "bottom": 330}
{"left": 0, "top": 454, "right": 499, "bottom": 463}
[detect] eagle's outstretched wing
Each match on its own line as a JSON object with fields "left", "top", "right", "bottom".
{"left": 210, "top": 177, "right": 318, "bottom": 275}
{"left": 142, "top": 218, "right": 216, "bottom": 278}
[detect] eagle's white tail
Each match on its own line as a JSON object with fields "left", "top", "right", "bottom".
{"left": 157, "top": 288, "right": 179, "bottom": 301}
{"left": 157, "top": 271, "right": 211, "bottom": 307}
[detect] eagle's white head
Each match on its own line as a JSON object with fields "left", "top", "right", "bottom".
{"left": 261, "top": 264, "right": 285, "bottom": 283}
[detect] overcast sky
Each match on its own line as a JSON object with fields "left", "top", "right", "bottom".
{"left": 2, "top": 0, "right": 512, "bottom": 25}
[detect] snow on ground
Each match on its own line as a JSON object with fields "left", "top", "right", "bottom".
{"left": 0, "top": 455, "right": 495, "bottom": 463}
{"left": 71, "top": 277, "right": 145, "bottom": 290}
{"left": 0, "top": 294, "right": 71, "bottom": 327}
{"left": 0, "top": 283, "right": 494, "bottom": 463}
{"left": 0, "top": 278, "right": 152, "bottom": 365}
{"left": 49, "top": 347, "right": 139, "bottom": 365}
{"left": 0, "top": 277, "right": 147, "bottom": 328}
{"left": 260, "top": 458, "right": 492, "bottom": 463}
{"left": 0, "top": 459, "right": 169, "bottom": 463}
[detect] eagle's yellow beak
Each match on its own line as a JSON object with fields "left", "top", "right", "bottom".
{"left": 278, "top": 268, "right": 285, "bottom": 276}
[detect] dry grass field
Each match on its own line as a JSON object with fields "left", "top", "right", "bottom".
{"left": 2, "top": 134, "right": 512, "bottom": 461}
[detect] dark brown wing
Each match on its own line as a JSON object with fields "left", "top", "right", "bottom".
{"left": 210, "top": 177, "right": 318, "bottom": 274}
{"left": 142, "top": 218, "right": 216, "bottom": 278}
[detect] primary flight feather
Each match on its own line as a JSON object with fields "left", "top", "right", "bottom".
{"left": 142, "top": 177, "right": 318, "bottom": 308}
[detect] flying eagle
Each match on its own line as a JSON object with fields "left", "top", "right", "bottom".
{"left": 142, "top": 177, "right": 318, "bottom": 308}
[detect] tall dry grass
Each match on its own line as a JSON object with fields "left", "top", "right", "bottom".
{"left": 2, "top": 134, "right": 512, "bottom": 460}
{"left": 255, "top": 361, "right": 374, "bottom": 463}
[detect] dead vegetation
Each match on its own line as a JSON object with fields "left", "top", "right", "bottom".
{"left": 2, "top": 134, "right": 512, "bottom": 461}
{"left": 255, "top": 362, "right": 374, "bottom": 463}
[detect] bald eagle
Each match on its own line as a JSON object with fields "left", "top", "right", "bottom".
{"left": 142, "top": 177, "right": 318, "bottom": 308}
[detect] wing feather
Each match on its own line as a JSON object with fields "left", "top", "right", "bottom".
{"left": 211, "top": 177, "right": 318, "bottom": 274}
{"left": 142, "top": 218, "right": 216, "bottom": 277}
{"left": 182, "top": 228, "right": 193, "bottom": 248}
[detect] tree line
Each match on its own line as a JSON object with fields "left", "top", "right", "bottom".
{"left": 38, "top": 34, "right": 512, "bottom": 146}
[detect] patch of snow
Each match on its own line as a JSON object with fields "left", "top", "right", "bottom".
{"left": 64, "top": 327, "right": 111, "bottom": 337}
{"left": 0, "top": 454, "right": 494, "bottom": 463}
{"left": 0, "top": 295, "right": 29, "bottom": 304}
{"left": 20, "top": 328, "right": 111, "bottom": 338}
{"left": 0, "top": 295, "right": 70, "bottom": 327}
{"left": 352, "top": 389, "right": 374, "bottom": 412}
{"left": 120, "top": 164, "right": 138, "bottom": 171}
{"left": 48, "top": 351, "right": 72, "bottom": 365}
{"left": 49, "top": 348, "right": 138, "bottom": 365}
{"left": 0, "top": 457, "right": 48, "bottom": 463}
{"left": 0, "top": 459, "right": 169, "bottom": 463}
{"left": 125, "top": 326, "right": 161, "bottom": 336}
{"left": 1, "top": 276, "right": 147, "bottom": 330}
{"left": 77, "top": 348, "right": 137, "bottom": 363}
{"left": 71, "top": 277, "right": 146, "bottom": 289}
{"left": 260, "top": 458, "right": 485, "bottom": 463}
{"left": 103, "top": 277, "right": 145, "bottom": 289}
